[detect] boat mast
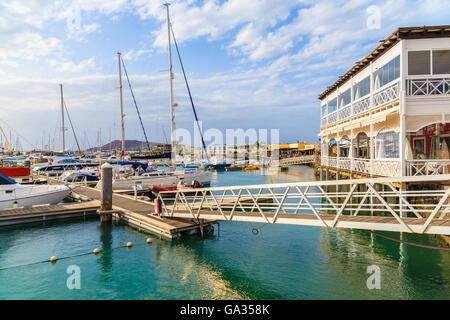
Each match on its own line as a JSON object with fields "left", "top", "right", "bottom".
{"left": 164, "top": 3, "right": 176, "bottom": 171}
{"left": 60, "top": 84, "right": 65, "bottom": 152}
{"left": 118, "top": 52, "right": 125, "bottom": 160}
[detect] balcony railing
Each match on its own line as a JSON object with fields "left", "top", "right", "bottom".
{"left": 321, "top": 156, "right": 400, "bottom": 177}
{"left": 373, "top": 159, "right": 401, "bottom": 177}
{"left": 407, "top": 78, "right": 450, "bottom": 96}
{"left": 353, "top": 96, "right": 370, "bottom": 115}
{"left": 407, "top": 160, "right": 450, "bottom": 176}
{"left": 322, "top": 157, "right": 450, "bottom": 177}
{"left": 328, "top": 111, "right": 338, "bottom": 124}
{"left": 339, "top": 104, "right": 352, "bottom": 120}
{"left": 373, "top": 81, "right": 399, "bottom": 107}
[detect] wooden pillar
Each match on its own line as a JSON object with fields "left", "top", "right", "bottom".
{"left": 98, "top": 163, "right": 113, "bottom": 223}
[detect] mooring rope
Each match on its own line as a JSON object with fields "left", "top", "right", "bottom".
{"left": 0, "top": 241, "right": 152, "bottom": 272}
{"left": 367, "top": 230, "right": 450, "bottom": 252}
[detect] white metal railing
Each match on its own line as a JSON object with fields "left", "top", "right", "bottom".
{"left": 321, "top": 117, "right": 327, "bottom": 127}
{"left": 407, "top": 78, "right": 450, "bottom": 96}
{"left": 156, "top": 175, "right": 450, "bottom": 235}
{"left": 327, "top": 156, "right": 338, "bottom": 168}
{"left": 353, "top": 96, "right": 370, "bottom": 115}
{"left": 407, "top": 159, "right": 450, "bottom": 176}
{"left": 373, "top": 159, "right": 401, "bottom": 177}
{"left": 353, "top": 158, "right": 372, "bottom": 175}
{"left": 373, "top": 81, "right": 399, "bottom": 107}
{"left": 338, "top": 104, "right": 352, "bottom": 120}
{"left": 328, "top": 111, "right": 338, "bottom": 124}
{"left": 322, "top": 156, "right": 401, "bottom": 177}
{"left": 338, "top": 158, "right": 351, "bottom": 171}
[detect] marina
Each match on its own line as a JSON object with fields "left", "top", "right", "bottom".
{"left": 0, "top": 1, "right": 450, "bottom": 303}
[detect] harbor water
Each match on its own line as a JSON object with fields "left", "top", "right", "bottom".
{"left": 0, "top": 167, "right": 449, "bottom": 299}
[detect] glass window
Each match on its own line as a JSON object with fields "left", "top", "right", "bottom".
{"left": 338, "top": 88, "right": 351, "bottom": 108}
{"left": 432, "top": 50, "right": 450, "bottom": 74}
{"left": 328, "top": 98, "right": 337, "bottom": 113}
{"left": 353, "top": 76, "right": 370, "bottom": 100}
{"left": 321, "top": 104, "right": 327, "bottom": 117}
{"left": 374, "top": 55, "right": 400, "bottom": 90}
{"left": 375, "top": 130, "right": 399, "bottom": 158}
{"left": 408, "top": 51, "right": 430, "bottom": 75}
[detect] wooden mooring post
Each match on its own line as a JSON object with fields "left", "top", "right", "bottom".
{"left": 98, "top": 163, "right": 114, "bottom": 223}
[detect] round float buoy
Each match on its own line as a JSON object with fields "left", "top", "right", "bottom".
{"left": 126, "top": 242, "right": 133, "bottom": 248}
{"left": 93, "top": 248, "right": 100, "bottom": 254}
{"left": 252, "top": 228, "right": 259, "bottom": 235}
{"left": 49, "top": 256, "right": 58, "bottom": 262}
{"left": 146, "top": 238, "right": 153, "bottom": 244}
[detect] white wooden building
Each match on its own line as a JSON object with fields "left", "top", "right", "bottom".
{"left": 319, "top": 26, "right": 450, "bottom": 177}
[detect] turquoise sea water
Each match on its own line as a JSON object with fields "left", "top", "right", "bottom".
{"left": 0, "top": 167, "right": 449, "bottom": 299}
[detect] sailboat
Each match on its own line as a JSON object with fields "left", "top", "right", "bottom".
{"left": 97, "top": 14, "right": 212, "bottom": 191}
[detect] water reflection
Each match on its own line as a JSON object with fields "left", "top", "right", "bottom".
{"left": 98, "top": 222, "right": 113, "bottom": 280}
{"left": 319, "top": 228, "right": 450, "bottom": 299}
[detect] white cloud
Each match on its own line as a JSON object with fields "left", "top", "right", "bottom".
{"left": 123, "top": 48, "right": 153, "bottom": 61}
{"left": 49, "top": 57, "right": 96, "bottom": 73}
{"left": 0, "top": 32, "right": 61, "bottom": 60}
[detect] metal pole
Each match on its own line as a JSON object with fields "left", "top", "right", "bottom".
{"left": 118, "top": 52, "right": 125, "bottom": 160}
{"left": 60, "top": 84, "right": 65, "bottom": 152}
{"left": 164, "top": 3, "right": 176, "bottom": 171}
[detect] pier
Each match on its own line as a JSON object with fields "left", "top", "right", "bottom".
{"left": 73, "top": 185, "right": 216, "bottom": 240}
{"left": 0, "top": 201, "right": 100, "bottom": 226}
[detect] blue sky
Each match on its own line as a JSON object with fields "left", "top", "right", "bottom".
{"left": 1, "top": 0, "right": 450, "bottom": 151}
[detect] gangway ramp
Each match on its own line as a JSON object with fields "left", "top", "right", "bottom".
{"left": 157, "top": 175, "right": 450, "bottom": 235}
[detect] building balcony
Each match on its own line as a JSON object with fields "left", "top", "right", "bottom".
{"left": 320, "top": 80, "right": 400, "bottom": 129}
{"left": 406, "top": 77, "right": 450, "bottom": 95}
{"left": 321, "top": 156, "right": 450, "bottom": 177}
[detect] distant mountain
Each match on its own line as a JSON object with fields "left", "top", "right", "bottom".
{"left": 87, "top": 140, "right": 169, "bottom": 152}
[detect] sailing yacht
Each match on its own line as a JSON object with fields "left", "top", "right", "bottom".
{"left": 103, "top": 6, "right": 211, "bottom": 191}
{"left": 0, "top": 173, "right": 73, "bottom": 210}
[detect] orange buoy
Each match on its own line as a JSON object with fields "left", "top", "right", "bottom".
{"left": 126, "top": 242, "right": 133, "bottom": 248}
{"left": 93, "top": 248, "right": 100, "bottom": 254}
{"left": 49, "top": 256, "right": 58, "bottom": 262}
{"left": 146, "top": 238, "right": 153, "bottom": 244}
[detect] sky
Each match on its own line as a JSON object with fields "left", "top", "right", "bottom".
{"left": 0, "top": 0, "right": 450, "bottom": 151}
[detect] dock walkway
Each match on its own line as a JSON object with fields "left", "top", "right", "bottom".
{"left": 0, "top": 201, "right": 100, "bottom": 226}
{"left": 73, "top": 186, "right": 215, "bottom": 239}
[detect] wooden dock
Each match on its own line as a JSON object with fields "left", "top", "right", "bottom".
{"left": 0, "top": 201, "right": 100, "bottom": 226}
{"left": 0, "top": 182, "right": 215, "bottom": 240}
{"left": 72, "top": 186, "right": 215, "bottom": 240}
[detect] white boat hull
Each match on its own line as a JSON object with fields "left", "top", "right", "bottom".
{"left": 97, "top": 171, "right": 212, "bottom": 191}
{"left": 0, "top": 185, "right": 72, "bottom": 210}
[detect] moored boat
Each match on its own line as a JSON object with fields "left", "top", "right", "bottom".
{"left": 0, "top": 173, "right": 73, "bottom": 210}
